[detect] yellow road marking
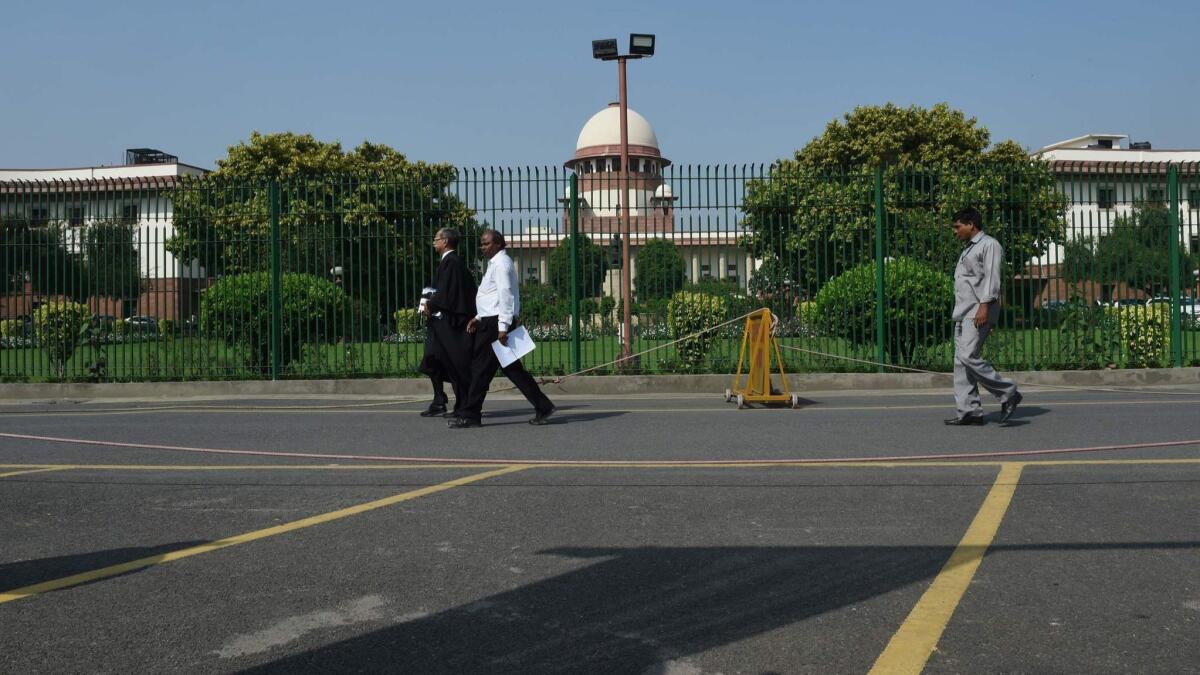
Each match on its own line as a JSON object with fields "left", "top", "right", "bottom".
{"left": 870, "top": 463, "right": 1024, "bottom": 675}
{"left": 0, "top": 464, "right": 528, "bottom": 606}
{"left": 0, "top": 467, "right": 71, "bottom": 479}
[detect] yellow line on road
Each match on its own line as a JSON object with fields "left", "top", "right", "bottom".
{"left": 0, "top": 464, "right": 528, "bottom": 606}
{"left": 869, "top": 462, "right": 1024, "bottom": 675}
{"left": 0, "top": 467, "right": 71, "bottom": 479}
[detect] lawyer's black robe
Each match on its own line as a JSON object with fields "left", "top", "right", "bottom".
{"left": 424, "top": 251, "right": 477, "bottom": 412}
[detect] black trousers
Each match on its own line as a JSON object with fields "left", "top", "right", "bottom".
{"left": 428, "top": 317, "right": 473, "bottom": 414}
{"left": 461, "top": 316, "right": 553, "bottom": 422}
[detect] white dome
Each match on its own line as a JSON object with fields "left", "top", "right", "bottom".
{"left": 576, "top": 105, "right": 660, "bottom": 152}
{"left": 653, "top": 184, "right": 674, "bottom": 199}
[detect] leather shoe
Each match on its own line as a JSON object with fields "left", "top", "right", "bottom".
{"left": 944, "top": 414, "right": 986, "bottom": 426}
{"left": 420, "top": 404, "right": 448, "bottom": 418}
{"left": 999, "top": 392, "right": 1023, "bottom": 422}
{"left": 447, "top": 417, "right": 482, "bottom": 429}
{"left": 529, "top": 405, "right": 557, "bottom": 426}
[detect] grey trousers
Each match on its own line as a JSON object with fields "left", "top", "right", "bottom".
{"left": 954, "top": 318, "right": 1018, "bottom": 418}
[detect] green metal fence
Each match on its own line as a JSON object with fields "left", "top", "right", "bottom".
{"left": 2, "top": 161, "right": 1198, "bottom": 382}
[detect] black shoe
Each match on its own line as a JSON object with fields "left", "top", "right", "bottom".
{"left": 443, "top": 410, "right": 460, "bottom": 419}
{"left": 529, "top": 405, "right": 557, "bottom": 426}
{"left": 420, "top": 404, "right": 448, "bottom": 418}
{"left": 447, "top": 417, "right": 482, "bottom": 429}
{"left": 944, "top": 414, "right": 986, "bottom": 426}
{"left": 999, "top": 392, "right": 1023, "bottom": 423}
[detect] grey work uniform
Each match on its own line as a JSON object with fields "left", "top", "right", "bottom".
{"left": 952, "top": 231, "right": 1018, "bottom": 418}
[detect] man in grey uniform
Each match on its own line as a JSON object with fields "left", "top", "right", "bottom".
{"left": 945, "top": 207, "right": 1022, "bottom": 425}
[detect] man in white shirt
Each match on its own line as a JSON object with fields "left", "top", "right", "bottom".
{"left": 449, "top": 229, "right": 556, "bottom": 428}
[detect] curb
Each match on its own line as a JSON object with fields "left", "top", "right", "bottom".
{"left": 2, "top": 367, "right": 1199, "bottom": 400}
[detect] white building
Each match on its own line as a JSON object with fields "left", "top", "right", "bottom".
{"left": 1026, "top": 134, "right": 1200, "bottom": 303}
{"left": 0, "top": 149, "right": 209, "bottom": 319}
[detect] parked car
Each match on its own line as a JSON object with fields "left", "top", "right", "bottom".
{"left": 1145, "top": 297, "right": 1200, "bottom": 326}
{"left": 124, "top": 316, "right": 158, "bottom": 333}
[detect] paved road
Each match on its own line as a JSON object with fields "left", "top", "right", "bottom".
{"left": 1, "top": 387, "right": 1198, "bottom": 673}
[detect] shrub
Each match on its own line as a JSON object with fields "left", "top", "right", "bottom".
{"left": 0, "top": 319, "right": 24, "bottom": 339}
{"left": 157, "top": 318, "right": 176, "bottom": 338}
{"left": 667, "top": 291, "right": 728, "bottom": 368}
{"left": 814, "top": 257, "right": 954, "bottom": 362}
{"left": 33, "top": 300, "right": 92, "bottom": 379}
{"left": 520, "top": 283, "right": 568, "bottom": 325}
{"left": 393, "top": 308, "right": 424, "bottom": 335}
{"left": 1111, "top": 304, "right": 1168, "bottom": 368}
{"left": 635, "top": 239, "right": 687, "bottom": 300}
{"left": 201, "top": 272, "right": 350, "bottom": 372}
{"left": 1056, "top": 301, "right": 1115, "bottom": 369}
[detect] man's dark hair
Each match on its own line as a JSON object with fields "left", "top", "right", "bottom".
{"left": 952, "top": 207, "right": 983, "bottom": 230}
{"left": 482, "top": 228, "right": 507, "bottom": 249}
{"left": 437, "top": 227, "right": 461, "bottom": 248}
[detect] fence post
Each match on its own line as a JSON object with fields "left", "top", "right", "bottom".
{"left": 1168, "top": 165, "right": 1183, "bottom": 367}
{"left": 268, "top": 179, "right": 283, "bottom": 380}
{"left": 569, "top": 173, "right": 581, "bottom": 374}
{"left": 873, "top": 167, "right": 887, "bottom": 371}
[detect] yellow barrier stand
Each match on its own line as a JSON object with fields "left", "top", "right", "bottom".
{"left": 725, "top": 308, "right": 801, "bottom": 409}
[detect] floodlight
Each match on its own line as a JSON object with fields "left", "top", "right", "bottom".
{"left": 629, "top": 33, "right": 655, "bottom": 56}
{"left": 592, "top": 39, "right": 618, "bottom": 60}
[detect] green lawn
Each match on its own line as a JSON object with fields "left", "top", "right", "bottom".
{"left": 3, "top": 328, "right": 1197, "bottom": 383}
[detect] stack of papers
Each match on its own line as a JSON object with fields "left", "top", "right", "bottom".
{"left": 491, "top": 326, "right": 536, "bottom": 367}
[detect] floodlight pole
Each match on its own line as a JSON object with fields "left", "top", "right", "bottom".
{"left": 617, "top": 55, "right": 633, "bottom": 364}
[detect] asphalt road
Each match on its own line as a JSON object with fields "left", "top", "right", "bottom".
{"left": 1, "top": 386, "right": 1198, "bottom": 674}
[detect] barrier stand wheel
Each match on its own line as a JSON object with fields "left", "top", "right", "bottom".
{"left": 736, "top": 394, "right": 745, "bottom": 409}
{"left": 724, "top": 388, "right": 733, "bottom": 403}
{"left": 790, "top": 393, "right": 801, "bottom": 409}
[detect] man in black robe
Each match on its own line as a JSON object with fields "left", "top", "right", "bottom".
{"left": 422, "top": 227, "right": 476, "bottom": 417}
{"left": 417, "top": 288, "right": 451, "bottom": 417}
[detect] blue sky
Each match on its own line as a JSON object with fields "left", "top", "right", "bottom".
{"left": 4, "top": 0, "right": 1197, "bottom": 170}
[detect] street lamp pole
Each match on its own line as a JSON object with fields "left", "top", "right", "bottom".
{"left": 617, "top": 55, "right": 633, "bottom": 363}
{"left": 593, "top": 34, "right": 654, "bottom": 367}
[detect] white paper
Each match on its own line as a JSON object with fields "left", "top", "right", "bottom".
{"left": 491, "top": 325, "right": 536, "bottom": 368}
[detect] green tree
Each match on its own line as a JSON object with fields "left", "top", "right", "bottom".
{"left": 1094, "top": 203, "right": 1195, "bottom": 296}
{"left": 634, "top": 238, "right": 686, "bottom": 300}
{"left": 84, "top": 220, "right": 142, "bottom": 301}
{"left": 166, "top": 132, "right": 477, "bottom": 316}
{"left": 740, "top": 103, "right": 1067, "bottom": 294}
{"left": 0, "top": 221, "right": 90, "bottom": 301}
{"left": 548, "top": 234, "right": 610, "bottom": 298}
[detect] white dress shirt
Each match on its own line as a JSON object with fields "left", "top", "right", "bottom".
{"left": 475, "top": 249, "right": 519, "bottom": 330}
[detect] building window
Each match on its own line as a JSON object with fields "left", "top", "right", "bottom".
{"left": 121, "top": 204, "right": 139, "bottom": 224}
{"left": 1097, "top": 187, "right": 1115, "bottom": 209}
{"left": 1189, "top": 188, "right": 1200, "bottom": 210}
{"left": 30, "top": 207, "right": 50, "bottom": 223}
{"left": 1146, "top": 188, "right": 1164, "bottom": 204}
{"left": 526, "top": 266, "right": 539, "bottom": 282}
{"left": 700, "top": 263, "right": 711, "bottom": 279}
{"left": 1192, "top": 237, "right": 1200, "bottom": 255}
{"left": 68, "top": 206, "right": 84, "bottom": 227}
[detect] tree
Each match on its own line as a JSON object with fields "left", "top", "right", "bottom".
{"left": 548, "top": 234, "right": 610, "bottom": 298}
{"left": 740, "top": 103, "right": 1067, "bottom": 296}
{"left": 0, "top": 220, "right": 90, "bottom": 302}
{"left": 1061, "top": 203, "right": 1197, "bottom": 296}
{"left": 166, "top": 132, "right": 478, "bottom": 316}
{"left": 634, "top": 238, "right": 686, "bottom": 300}
{"left": 84, "top": 220, "right": 142, "bottom": 300}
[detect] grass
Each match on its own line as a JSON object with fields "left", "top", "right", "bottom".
{"left": 2, "top": 327, "right": 1198, "bottom": 383}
